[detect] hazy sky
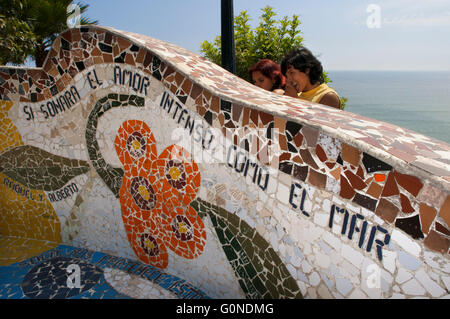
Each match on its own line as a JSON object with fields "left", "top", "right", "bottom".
{"left": 69, "top": 1, "right": 450, "bottom": 70}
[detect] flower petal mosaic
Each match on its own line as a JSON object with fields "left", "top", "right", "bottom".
{"left": 0, "top": 26, "right": 449, "bottom": 299}
{"left": 115, "top": 119, "right": 206, "bottom": 268}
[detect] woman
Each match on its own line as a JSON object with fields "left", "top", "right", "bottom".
{"left": 249, "top": 59, "right": 287, "bottom": 95}
{"left": 281, "top": 47, "right": 341, "bottom": 109}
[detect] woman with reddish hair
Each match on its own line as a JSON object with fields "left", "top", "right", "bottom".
{"left": 249, "top": 59, "right": 292, "bottom": 96}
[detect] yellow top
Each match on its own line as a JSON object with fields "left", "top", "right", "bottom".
{"left": 298, "top": 83, "right": 339, "bottom": 104}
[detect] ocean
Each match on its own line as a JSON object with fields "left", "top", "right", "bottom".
{"left": 327, "top": 71, "right": 450, "bottom": 145}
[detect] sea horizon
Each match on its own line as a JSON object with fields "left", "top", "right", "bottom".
{"left": 328, "top": 70, "right": 450, "bottom": 145}
{"left": 328, "top": 70, "right": 450, "bottom": 72}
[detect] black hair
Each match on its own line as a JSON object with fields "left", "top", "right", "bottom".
{"left": 280, "top": 47, "right": 324, "bottom": 85}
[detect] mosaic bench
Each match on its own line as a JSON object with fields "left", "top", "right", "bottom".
{"left": 0, "top": 26, "right": 449, "bottom": 299}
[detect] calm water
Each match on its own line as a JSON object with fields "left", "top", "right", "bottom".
{"left": 328, "top": 71, "right": 450, "bottom": 144}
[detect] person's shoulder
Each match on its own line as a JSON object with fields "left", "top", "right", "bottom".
{"left": 320, "top": 92, "right": 341, "bottom": 109}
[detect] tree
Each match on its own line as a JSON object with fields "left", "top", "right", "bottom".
{"left": 201, "top": 6, "right": 346, "bottom": 109}
{"left": 0, "top": 16, "right": 36, "bottom": 65}
{"left": 0, "top": 1, "right": 36, "bottom": 65}
{"left": 0, "top": 0, "right": 97, "bottom": 67}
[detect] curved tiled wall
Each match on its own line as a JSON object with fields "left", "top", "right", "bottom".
{"left": 0, "top": 26, "right": 449, "bottom": 299}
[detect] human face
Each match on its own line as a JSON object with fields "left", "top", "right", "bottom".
{"left": 285, "top": 66, "right": 310, "bottom": 93}
{"left": 251, "top": 71, "right": 274, "bottom": 91}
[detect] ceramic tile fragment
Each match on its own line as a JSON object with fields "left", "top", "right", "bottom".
{"left": 340, "top": 175, "right": 355, "bottom": 199}
{"left": 417, "top": 183, "right": 446, "bottom": 209}
{"left": 415, "top": 269, "right": 446, "bottom": 297}
{"left": 424, "top": 230, "right": 450, "bottom": 254}
{"left": 381, "top": 172, "right": 400, "bottom": 197}
{"left": 439, "top": 196, "right": 450, "bottom": 227}
{"left": 376, "top": 198, "right": 399, "bottom": 223}
{"left": 395, "top": 215, "right": 424, "bottom": 239}
{"left": 435, "top": 222, "right": 450, "bottom": 236}
{"left": 308, "top": 169, "right": 327, "bottom": 189}
{"left": 367, "top": 182, "right": 383, "bottom": 199}
{"left": 391, "top": 229, "right": 421, "bottom": 257}
{"left": 301, "top": 126, "right": 319, "bottom": 147}
{"left": 393, "top": 171, "right": 423, "bottom": 197}
{"left": 362, "top": 153, "right": 393, "bottom": 174}
{"left": 399, "top": 193, "right": 415, "bottom": 214}
{"left": 341, "top": 143, "right": 360, "bottom": 166}
{"left": 344, "top": 170, "right": 367, "bottom": 190}
{"left": 419, "top": 203, "right": 437, "bottom": 234}
{"left": 401, "top": 279, "right": 426, "bottom": 296}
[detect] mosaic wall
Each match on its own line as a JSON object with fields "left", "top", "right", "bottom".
{"left": 1, "top": 26, "right": 449, "bottom": 299}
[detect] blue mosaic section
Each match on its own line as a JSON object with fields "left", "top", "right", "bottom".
{"left": 0, "top": 245, "right": 210, "bottom": 299}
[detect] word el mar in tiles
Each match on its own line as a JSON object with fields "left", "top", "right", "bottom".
{"left": 289, "top": 181, "right": 390, "bottom": 261}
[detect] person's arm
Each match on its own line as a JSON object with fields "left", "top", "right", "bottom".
{"left": 273, "top": 88, "right": 285, "bottom": 95}
{"left": 320, "top": 92, "right": 341, "bottom": 109}
{"left": 283, "top": 84, "right": 298, "bottom": 98}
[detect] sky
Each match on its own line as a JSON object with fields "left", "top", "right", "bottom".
{"left": 33, "top": 0, "right": 450, "bottom": 70}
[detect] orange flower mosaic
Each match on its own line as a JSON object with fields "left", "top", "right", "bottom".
{"left": 114, "top": 120, "right": 206, "bottom": 269}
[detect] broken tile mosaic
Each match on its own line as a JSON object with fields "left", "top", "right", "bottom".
{"left": 1, "top": 26, "right": 449, "bottom": 299}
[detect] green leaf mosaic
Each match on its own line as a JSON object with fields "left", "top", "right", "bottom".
{"left": 192, "top": 198, "right": 303, "bottom": 299}
{"left": 0, "top": 145, "right": 90, "bottom": 191}
{"left": 85, "top": 94, "right": 145, "bottom": 197}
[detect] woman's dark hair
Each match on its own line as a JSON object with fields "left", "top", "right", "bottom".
{"left": 280, "top": 47, "right": 324, "bottom": 85}
{"left": 249, "top": 59, "right": 286, "bottom": 90}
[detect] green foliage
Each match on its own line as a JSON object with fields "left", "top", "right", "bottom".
{"left": 0, "top": 0, "right": 97, "bottom": 66}
{"left": 202, "top": 6, "right": 304, "bottom": 82}
{"left": 0, "top": 0, "right": 35, "bottom": 65}
{"left": 0, "top": 15, "right": 36, "bottom": 65}
{"left": 200, "top": 6, "right": 347, "bottom": 110}
{"left": 339, "top": 96, "right": 348, "bottom": 110}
